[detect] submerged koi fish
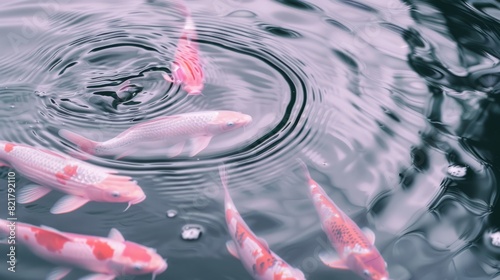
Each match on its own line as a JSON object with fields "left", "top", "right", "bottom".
{"left": 299, "top": 161, "right": 389, "bottom": 280}
{"left": 220, "top": 166, "right": 306, "bottom": 280}
{"left": 59, "top": 111, "right": 252, "bottom": 159}
{"left": 0, "top": 141, "right": 145, "bottom": 214}
{"left": 0, "top": 219, "right": 167, "bottom": 280}
{"left": 163, "top": 9, "right": 204, "bottom": 95}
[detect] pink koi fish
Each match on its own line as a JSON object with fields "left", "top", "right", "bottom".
{"left": 163, "top": 4, "right": 204, "bottom": 95}
{"left": 0, "top": 219, "right": 167, "bottom": 280}
{"left": 300, "top": 161, "right": 389, "bottom": 280}
{"left": 219, "top": 166, "right": 306, "bottom": 280}
{"left": 59, "top": 111, "right": 252, "bottom": 159}
{"left": 0, "top": 141, "right": 145, "bottom": 214}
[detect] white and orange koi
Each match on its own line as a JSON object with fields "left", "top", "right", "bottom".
{"left": 220, "top": 166, "right": 306, "bottom": 280}
{"left": 0, "top": 219, "right": 167, "bottom": 280}
{"left": 0, "top": 141, "right": 145, "bottom": 214}
{"left": 59, "top": 111, "right": 252, "bottom": 159}
{"left": 299, "top": 161, "right": 389, "bottom": 280}
{"left": 163, "top": 3, "right": 204, "bottom": 95}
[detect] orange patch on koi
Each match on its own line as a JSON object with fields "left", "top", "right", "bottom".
{"left": 235, "top": 222, "right": 249, "bottom": 247}
{"left": 32, "top": 228, "right": 70, "bottom": 253}
{"left": 63, "top": 165, "right": 78, "bottom": 176}
{"left": 123, "top": 242, "right": 151, "bottom": 262}
{"left": 86, "top": 238, "right": 114, "bottom": 260}
{"left": 55, "top": 172, "right": 69, "bottom": 185}
{"left": 4, "top": 143, "right": 14, "bottom": 153}
{"left": 55, "top": 164, "right": 78, "bottom": 184}
{"left": 254, "top": 252, "right": 276, "bottom": 275}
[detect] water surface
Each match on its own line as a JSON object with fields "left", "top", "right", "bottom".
{"left": 0, "top": 0, "right": 499, "bottom": 279}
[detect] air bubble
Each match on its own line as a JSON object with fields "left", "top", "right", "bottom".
{"left": 447, "top": 164, "right": 467, "bottom": 178}
{"left": 181, "top": 224, "right": 203, "bottom": 241}
{"left": 166, "top": 209, "right": 177, "bottom": 218}
{"left": 490, "top": 232, "right": 500, "bottom": 247}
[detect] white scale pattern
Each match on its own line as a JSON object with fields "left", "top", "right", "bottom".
{"left": 10, "top": 146, "right": 107, "bottom": 185}
{"left": 100, "top": 112, "right": 217, "bottom": 151}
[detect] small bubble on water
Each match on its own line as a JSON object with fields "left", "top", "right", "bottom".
{"left": 490, "top": 232, "right": 500, "bottom": 247}
{"left": 34, "top": 91, "right": 48, "bottom": 97}
{"left": 181, "top": 224, "right": 203, "bottom": 241}
{"left": 447, "top": 164, "right": 467, "bottom": 178}
{"left": 10, "top": 105, "right": 15, "bottom": 109}
{"left": 166, "top": 209, "right": 177, "bottom": 218}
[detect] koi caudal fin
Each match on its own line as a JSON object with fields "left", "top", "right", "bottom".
{"left": 59, "top": 129, "right": 99, "bottom": 155}
{"left": 0, "top": 219, "right": 9, "bottom": 235}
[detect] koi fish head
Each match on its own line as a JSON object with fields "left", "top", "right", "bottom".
{"left": 347, "top": 253, "right": 389, "bottom": 280}
{"left": 184, "top": 84, "right": 203, "bottom": 95}
{"left": 114, "top": 242, "right": 167, "bottom": 278}
{"left": 90, "top": 175, "right": 146, "bottom": 207}
{"left": 209, "top": 111, "right": 252, "bottom": 133}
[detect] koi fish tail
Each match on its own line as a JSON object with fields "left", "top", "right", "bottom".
{"left": 173, "top": 0, "right": 195, "bottom": 31}
{"left": 218, "top": 165, "right": 229, "bottom": 193}
{"left": 59, "top": 129, "right": 99, "bottom": 155}
{"left": 218, "top": 165, "right": 234, "bottom": 203}
{"left": 297, "top": 158, "right": 312, "bottom": 179}
{"left": 0, "top": 219, "right": 10, "bottom": 236}
{"left": 173, "top": 0, "right": 192, "bottom": 17}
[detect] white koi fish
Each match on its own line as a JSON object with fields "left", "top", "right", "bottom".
{"left": 299, "top": 161, "right": 390, "bottom": 280}
{"left": 0, "top": 141, "right": 145, "bottom": 214}
{"left": 0, "top": 219, "right": 167, "bottom": 280}
{"left": 220, "top": 166, "right": 306, "bottom": 280}
{"left": 59, "top": 111, "right": 252, "bottom": 159}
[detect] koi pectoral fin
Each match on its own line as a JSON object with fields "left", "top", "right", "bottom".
{"left": 50, "top": 195, "right": 90, "bottom": 214}
{"left": 47, "top": 267, "right": 72, "bottom": 280}
{"left": 107, "top": 228, "right": 125, "bottom": 242}
{"left": 225, "top": 240, "right": 239, "bottom": 259}
{"left": 319, "top": 251, "right": 349, "bottom": 270}
{"left": 189, "top": 135, "right": 212, "bottom": 157}
{"left": 114, "top": 148, "right": 137, "bottom": 160}
{"left": 165, "top": 141, "right": 185, "bottom": 158}
{"left": 17, "top": 185, "right": 51, "bottom": 204}
{"left": 78, "top": 273, "right": 116, "bottom": 280}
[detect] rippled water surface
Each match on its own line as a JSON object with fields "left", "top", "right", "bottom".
{"left": 1, "top": 0, "right": 500, "bottom": 279}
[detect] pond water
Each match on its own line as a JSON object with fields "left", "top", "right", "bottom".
{"left": 0, "top": 0, "right": 499, "bottom": 279}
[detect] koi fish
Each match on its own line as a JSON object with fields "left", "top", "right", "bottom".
{"left": 219, "top": 166, "right": 306, "bottom": 280}
{"left": 0, "top": 219, "right": 167, "bottom": 280}
{"left": 299, "top": 161, "right": 389, "bottom": 280}
{"left": 59, "top": 111, "right": 252, "bottom": 159}
{"left": 0, "top": 141, "right": 145, "bottom": 214}
{"left": 163, "top": 6, "right": 204, "bottom": 95}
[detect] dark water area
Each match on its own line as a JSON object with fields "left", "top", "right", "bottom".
{"left": 0, "top": 0, "right": 499, "bottom": 279}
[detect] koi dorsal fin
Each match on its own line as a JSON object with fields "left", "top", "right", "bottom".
{"left": 108, "top": 228, "right": 125, "bottom": 242}
{"left": 258, "top": 237, "right": 271, "bottom": 252}
{"left": 226, "top": 240, "right": 239, "bottom": 259}
{"left": 40, "top": 225, "right": 63, "bottom": 233}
